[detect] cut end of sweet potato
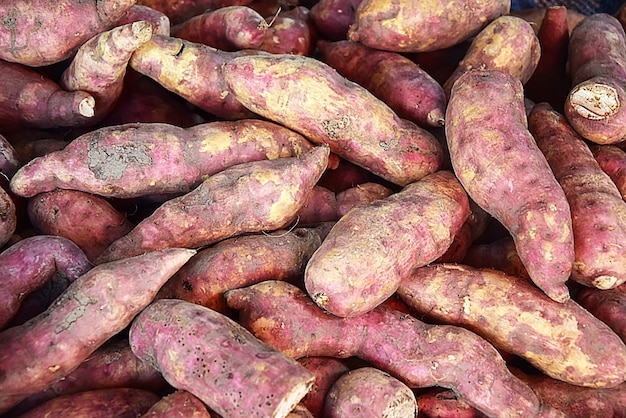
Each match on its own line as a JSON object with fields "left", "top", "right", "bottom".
{"left": 79, "top": 96, "right": 96, "bottom": 118}
{"left": 569, "top": 82, "right": 621, "bottom": 120}
{"left": 274, "top": 379, "right": 315, "bottom": 418}
{"left": 592, "top": 274, "right": 619, "bottom": 290}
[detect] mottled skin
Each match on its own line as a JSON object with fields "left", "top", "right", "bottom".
{"left": 415, "top": 388, "right": 486, "bottom": 418}
{"left": 310, "top": 0, "right": 362, "bottom": 41}
{"left": 139, "top": 390, "right": 212, "bottom": 418}
{"left": 529, "top": 103, "right": 626, "bottom": 289}
{"left": 222, "top": 53, "right": 443, "bottom": 186}
{"left": 0, "top": 248, "right": 195, "bottom": 413}
{"left": 335, "top": 182, "right": 393, "bottom": 217}
{"left": 116, "top": 5, "right": 171, "bottom": 36}
{"left": 95, "top": 146, "right": 329, "bottom": 264}
{"left": 224, "top": 280, "right": 542, "bottom": 418}
{"left": 0, "top": 235, "right": 92, "bottom": 329}
{"left": 442, "top": 16, "right": 541, "bottom": 98}
{"left": 129, "top": 299, "right": 315, "bottom": 418}
{"left": 576, "top": 287, "right": 626, "bottom": 343}
{"left": 398, "top": 263, "right": 626, "bottom": 388}
{"left": 564, "top": 13, "right": 626, "bottom": 144}
{"left": 0, "top": 186, "right": 16, "bottom": 248}
{"left": 157, "top": 223, "right": 334, "bottom": 313}
{"left": 591, "top": 144, "right": 626, "bottom": 200}
{"left": 258, "top": 7, "right": 317, "bottom": 56}
{"left": 10, "top": 120, "right": 313, "bottom": 199}
{"left": 129, "top": 35, "right": 257, "bottom": 120}
{"left": 445, "top": 69, "right": 574, "bottom": 303}
{"left": 305, "top": 170, "right": 469, "bottom": 317}
{"left": 171, "top": 6, "right": 268, "bottom": 51}
{"left": 0, "top": 0, "right": 136, "bottom": 67}
{"left": 318, "top": 40, "right": 446, "bottom": 128}
{"left": 297, "top": 357, "right": 350, "bottom": 417}
{"left": 347, "top": 0, "right": 509, "bottom": 53}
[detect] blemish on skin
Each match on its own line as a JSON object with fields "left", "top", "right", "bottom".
{"left": 322, "top": 115, "right": 350, "bottom": 138}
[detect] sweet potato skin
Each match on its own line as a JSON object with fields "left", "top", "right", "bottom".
{"left": 310, "top": 0, "right": 362, "bottom": 41}
{"left": 136, "top": 0, "right": 254, "bottom": 25}
{"left": 129, "top": 298, "right": 315, "bottom": 418}
{"left": 257, "top": 6, "right": 317, "bottom": 56}
{"left": 576, "top": 287, "right": 626, "bottom": 343}
{"left": 591, "top": 144, "right": 626, "bottom": 200}
{"left": 139, "top": 390, "right": 213, "bottom": 418}
{"left": 335, "top": 182, "right": 393, "bottom": 217}
{"left": 445, "top": 69, "right": 574, "bottom": 302}
{"left": 0, "top": 186, "right": 16, "bottom": 248}
{"left": 297, "top": 357, "right": 349, "bottom": 417}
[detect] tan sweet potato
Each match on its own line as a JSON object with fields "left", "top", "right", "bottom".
{"left": 591, "top": 144, "right": 626, "bottom": 201}
{"left": 0, "top": 248, "right": 195, "bottom": 412}
{"left": 129, "top": 298, "right": 315, "bottom": 418}
{"left": 222, "top": 53, "right": 443, "bottom": 187}
{"left": 397, "top": 263, "right": 626, "bottom": 388}
{"left": 297, "top": 357, "right": 349, "bottom": 417}
{"left": 528, "top": 102, "right": 626, "bottom": 289}
{"left": 347, "top": 0, "right": 510, "bottom": 53}
{"left": 445, "top": 69, "right": 574, "bottom": 302}
{"left": 139, "top": 390, "right": 213, "bottom": 418}
{"left": 95, "top": 146, "right": 329, "bottom": 263}
{"left": 224, "top": 280, "right": 543, "bottom": 417}
{"left": 0, "top": 0, "right": 136, "bottom": 67}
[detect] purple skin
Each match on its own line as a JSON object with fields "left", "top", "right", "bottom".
{"left": 224, "top": 280, "right": 542, "bottom": 418}
{"left": 310, "top": 0, "right": 362, "bottom": 41}
{"left": 140, "top": 390, "right": 212, "bottom": 417}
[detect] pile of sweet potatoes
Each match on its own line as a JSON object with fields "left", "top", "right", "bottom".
{"left": 3, "top": 0, "right": 626, "bottom": 417}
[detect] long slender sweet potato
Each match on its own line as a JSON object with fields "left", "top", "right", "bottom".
{"left": 304, "top": 170, "right": 469, "bottom": 317}
{"left": 222, "top": 53, "right": 443, "bottom": 186}
{"left": 139, "top": 390, "right": 213, "bottom": 418}
{"left": 0, "top": 248, "right": 195, "bottom": 412}
{"left": 0, "top": 0, "right": 136, "bottom": 67}
{"left": 591, "top": 144, "right": 626, "bottom": 201}
{"left": 445, "top": 69, "right": 574, "bottom": 302}
{"left": 347, "top": 0, "right": 510, "bottom": 53}
{"left": 397, "top": 263, "right": 626, "bottom": 388}
{"left": 224, "top": 280, "right": 543, "bottom": 417}
{"left": 129, "top": 298, "right": 315, "bottom": 418}
{"left": 10, "top": 119, "right": 313, "bottom": 199}
{"left": 528, "top": 102, "right": 626, "bottom": 289}
{"left": 318, "top": 40, "right": 446, "bottom": 128}
{"left": 96, "top": 146, "right": 329, "bottom": 263}
{"left": 297, "top": 357, "right": 349, "bottom": 417}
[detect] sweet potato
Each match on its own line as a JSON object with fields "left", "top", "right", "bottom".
{"left": 309, "top": 0, "right": 362, "bottom": 41}
{"left": 335, "top": 182, "right": 393, "bottom": 217}
{"left": 15, "top": 388, "right": 160, "bottom": 418}
{"left": 171, "top": 6, "right": 268, "bottom": 51}
{"left": 462, "top": 236, "right": 530, "bottom": 280}
{"left": 157, "top": 222, "right": 333, "bottom": 313}
{"left": 95, "top": 146, "right": 329, "bottom": 263}
{"left": 0, "top": 235, "right": 92, "bottom": 330}
{"left": 139, "top": 390, "right": 213, "bottom": 418}
{"left": 323, "top": 367, "right": 417, "bottom": 418}
{"left": 415, "top": 388, "right": 486, "bottom": 418}
{"left": 564, "top": 13, "right": 626, "bottom": 144}
{"left": 442, "top": 15, "right": 541, "bottom": 99}
{"left": 317, "top": 157, "right": 379, "bottom": 193}
{"left": 304, "top": 170, "right": 469, "bottom": 317}
{"left": 0, "top": 186, "right": 16, "bottom": 249}
{"left": 347, "top": 0, "right": 510, "bottom": 53}
{"left": 27, "top": 189, "right": 135, "bottom": 262}
{"left": 295, "top": 186, "right": 339, "bottom": 224}
{"left": 445, "top": 69, "right": 574, "bottom": 302}
{"left": 0, "top": 248, "right": 195, "bottom": 412}
{"left": 117, "top": 4, "right": 171, "bottom": 36}
{"left": 257, "top": 6, "right": 317, "bottom": 56}
{"left": 397, "top": 263, "right": 626, "bottom": 388}
{"left": 129, "top": 298, "right": 315, "bottom": 418}
{"left": 575, "top": 287, "right": 626, "bottom": 343}
{"left": 528, "top": 102, "right": 626, "bottom": 289}
{"left": 297, "top": 357, "right": 349, "bottom": 417}
{"left": 287, "top": 404, "right": 315, "bottom": 418}
{"left": 10, "top": 119, "right": 313, "bottom": 199}
{"left": 318, "top": 40, "right": 446, "bottom": 128}
{"left": 222, "top": 53, "right": 443, "bottom": 187}
{"left": 0, "top": 0, "right": 136, "bottom": 67}
{"left": 591, "top": 144, "right": 626, "bottom": 201}
{"left": 0, "top": 134, "right": 21, "bottom": 179}
{"left": 224, "top": 280, "right": 543, "bottom": 417}
{"left": 136, "top": 0, "right": 254, "bottom": 25}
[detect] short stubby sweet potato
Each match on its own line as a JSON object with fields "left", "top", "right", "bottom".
{"left": 129, "top": 298, "right": 315, "bottom": 418}
{"left": 224, "top": 280, "right": 543, "bottom": 417}
{"left": 591, "top": 144, "right": 626, "bottom": 201}
{"left": 95, "top": 146, "right": 329, "bottom": 263}
{"left": 305, "top": 170, "right": 469, "bottom": 317}
{"left": 222, "top": 53, "right": 443, "bottom": 187}
{"left": 397, "top": 263, "right": 626, "bottom": 388}
{"left": 347, "top": 0, "right": 510, "bottom": 53}
{"left": 139, "top": 390, "right": 212, "bottom": 418}
{"left": 529, "top": 102, "right": 626, "bottom": 290}
{"left": 445, "top": 69, "right": 574, "bottom": 302}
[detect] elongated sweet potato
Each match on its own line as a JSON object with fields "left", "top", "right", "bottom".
{"left": 129, "top": 298, "right": 315, "bottom": 418}
{"left": 591, "top": 144, "right": 626, "bottom": 201}
{"left": 0, "top": 248, "right": 195, "bottom": 412}
{"left": 318, "top": 40, "right": 446, "bottom": 128}
{"left": 397, "top": 263, "right": 626, "bottom": 388}
{"left": 10, "top": 119, "right": 313, "bottom": 199}
{"left": 222, "top": 53, "right": 443, "bottom": 186}
{"left": 96, "top": 146, "right": 329, "bottom": 263}
{"left": 304, "top": 170, "right": 469, "bottom": 317}
{"left": 528, "top": 102, "right": 626, "bottom": 289}
{"left": 0, "top": 235, "right": 92, "bottom": 330}
{"left": 224, "top": 280, "right": 543, "bottom": 417}
{"left": 0, "top": 0, "right": 136, "bottom": 67}
{"left": 139, "top": 390, "right": 213, "bottom": 418}
{"left": 347, "top": 0, "right": 509, "bottom": 53}
{"left": 446, "top": 69, "right": 574, "bottom": 302}
{"left": 576, "top": 287, "right": 626, "bottom": 343}
{"left": 297, "top": 357, "right": 349, "bottom": 417}
{"left": 136, "top": 0, "right": 254, "bottom": 25}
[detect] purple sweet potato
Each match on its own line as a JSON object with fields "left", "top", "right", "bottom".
{"left": 304, "top": 170, "right": 469, "bottom": 317}
{"left": 0, "top": 185, "right": 16, "bottom": 249}
{"left": 335, "top": 182, "right": 393, "bottom": 217}
{"left": 136, "top": 0, "right": 254, "bottom": 25}
{"left": 0, "top": 248, "right": 195, "bottom": 411}
{"left": 10, "top": 119, "right": 313, "bottom": 199}
{"left": 222, "top": 53, "right": 443, "bottom": 187}
{"left": 117, "top": 4, "right": 171, "bottom": 36}
{"left": 0, "top": 0, "right": 136, "bottom": 67}
{"left": 139, "top": 390, "right": 213, "bottom": 418}
{"left": 310, "top": 0, "right": 362, "bottom": 41}
{"left": 446, "top": 69, "right": 574, "bottom": 302}
{"left": 415, "top": 388, "right": 486, "bottom": 418}
{"left": 295, "top": 186, "right": 339, "bottom": 224}
{"left": 257, "top": 6, "right": 317, "bottom": 56}
{"left": 576, "top": 287, "right": 626, "bottom": 343}
{"left": 591, "top": 144, "right": 626, "bottom": 201}
{"left": 0, "top": 134, "right": 21, "bottom": 179}
{"left": 95, "top": 146, "right": 329, "bottom": 263}
{"left": 0, "top": 235, "right": 92, "bottom": 330}
{"left": 224, "top": 280, "right": 543, "bottom": 417}
{"left": 297, "top": 357, "right": 349, "bottom": 417}
{"left": 129, "top": 298, "right": 315, "bottom": 418}
{"left": 462, "top": 236, "right": 530, "bottom": 280}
